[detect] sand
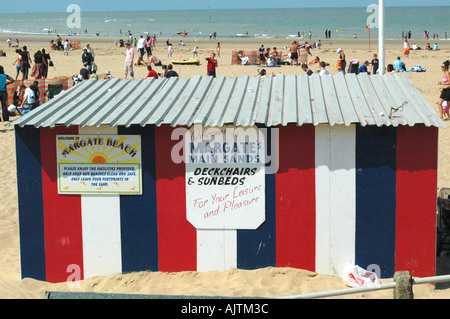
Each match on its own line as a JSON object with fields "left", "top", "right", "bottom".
{"left": 0, "top": 34, "right": 450, "bottom": 299}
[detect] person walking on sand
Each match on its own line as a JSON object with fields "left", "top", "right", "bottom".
{"left": 437, "top": 60, "right": 450, "bottom": 120}
{"left": 20, "top": 46, "right": 31, "bottom": 81}
{"left": 167, "top": 43, "right": 174, "bottom": 57}
{"left": 122, "top": 42, "right": 134, "bottom": 79}
{"left": 216, "top": 42, "right": 221, "bottom": 58}
{"left": 205, "top": 53, "right": 218, "bottom": 77}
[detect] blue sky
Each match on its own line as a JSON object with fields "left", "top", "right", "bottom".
{"left": 1, "top": 0, "right": 449, "bottom": 13}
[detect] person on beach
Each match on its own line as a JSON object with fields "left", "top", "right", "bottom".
{"left": 403, "top": 39, "right": 410, "bottom": 57}
{"left": 437, "top": 60, "right": 450, "bottom": 120}
{"left": 393, "top": 57, "right": 406, "bottom": 72}
{"left": 41, "top": 49, "right": 51, "bottom": 78}
{"left": 270, "top": 47, "right": 279, "bottom": 65}
{"left": 82, "top": 48, "right": 93, "bottom": 72}
{"left": 371, "top": 54, "right": 379, "bottom": 75}
{"left": 63, "top": 39, "right": 69, "bottom": 56}
{"left": 309, "top": 56, "right": 320, "bottom": 65}
{"left": 148, "top": 54, "right": 162, "bottom": 67}
{"left": 0, "top": 65, "right": 15, "bottom": 122}
{"left": 145, "top": 36, "right": 152, "bottom": 60}
{"left": 165, "top": 64, "right": 178, "bottom": 78}
{"left": 14, "top": 49, "right": 22, "bottom": 81}
{"left": 56, "top": 35, "right": 62, "bottom": 50}
{"left": 337, "top": 48, "right": 346, "bottom": 74}
{"left": 264, "top": 47, "right": 271, "bottom": 66}
{"left": 80, "top": 63, "right": 91, "bottom": 80}
{"left": 205, "top": 53, "right": 218, "bottom": 77}
{"left": 193, "top": 45, "right": 199, "bottom": 57}
{"left": 19, "top": 82, "right": 38, "bottom": 111}
{"left": 31, "top": 49, "right": 46, "bottom": 79}
{"left": 85, "top": 43, "right": 95, "bottom": 64}
{"left": 290, "top": 41, "right": 299, "bottom": 66}
{"left": 137, "top": 36, "right": 146, "bottom": 58}
{"left": 319, "top": 61, "right": 330, "bottom": 76}
{"left": 301, "top": 63, "right": 313, "bottom": 76}
{"left": 216, "top": 43, "right": 221, "bottom": 58}
{"left": 122, "top": 43, "right": 134, "bottom": 79}
{"left": 145, "top": 65, "right": 159, "bottom": 79}
{"left": 238, "top": 51, "right": 250, "bottom": 65}
{"left": 20, "top": 46, "right": 31, "bottom": 81}
{"left": 358, "top": 61, "right": 370, "bottom": 74}
{"left": 258, "top": 45, "right": 266, "bottom": 65}
{"left": 167, "top": 43, "right": 174, "bottom": 57}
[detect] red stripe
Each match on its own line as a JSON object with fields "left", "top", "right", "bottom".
{"left": 276, "top": 124, "right": 316, "bottom": 270}
{"left": 396, "top": 125, "right": 438, "bottom": 278}
{"left": 41, "top": 126, "right": 83, "bottom": 283}
{"left": 155, "top": 125, "right": 197, "bottom": 272}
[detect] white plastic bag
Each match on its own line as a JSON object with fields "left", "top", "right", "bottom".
{"left": 343, "top": 265, "right": 380, "bottom": 288}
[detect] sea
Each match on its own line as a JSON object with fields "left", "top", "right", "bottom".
{"left": 0, "top": 6, "right": 449, "bottom": 41}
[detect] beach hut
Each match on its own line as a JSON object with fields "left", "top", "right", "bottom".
{"left": 10, "top": 73, "right": 444, "bottom": 283}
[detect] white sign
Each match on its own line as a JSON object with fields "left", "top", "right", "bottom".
{"left": 56, "top": 135, "right": 142, "bottom": 194}
{"left": 185, "top": 126, "right": 266, "bottom": 230}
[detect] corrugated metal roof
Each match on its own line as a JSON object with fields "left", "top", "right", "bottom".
{"left": 9, "top": 73, "right": 446, "bottom": 129}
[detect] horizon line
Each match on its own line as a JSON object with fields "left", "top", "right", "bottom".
{"left": 2, "top": 5, "right": 449, "bottom": 14}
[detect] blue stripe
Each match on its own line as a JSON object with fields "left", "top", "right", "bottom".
{"left": 119, "top": 125, "right": 159, "bottom": 272}
{"left": 236, "top": 127, "right": 276, "bottom": 269}
{"left": 15, "top": 126, "right": 46, "bottom": 281}
{"left": 355, "top": 125, "right": 397, "bottom": 278}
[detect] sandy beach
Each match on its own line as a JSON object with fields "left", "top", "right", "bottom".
{"left": 0, "top": 33, "right": 450, "bottom": 299}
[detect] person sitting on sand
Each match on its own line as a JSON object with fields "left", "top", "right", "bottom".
{"left": 238, "top": 51, "right": 250, "bottom": 65}
{"left": 89, "top": 69, "right": 98, "bottom": 80}
{"left": 270, "top": 47, "right": 279, "bottom": 64}
{"left": 267, "top": 55, "right": 277, "bottom": 67}
{"left": 393, "top": 57, "right": 406, "bottom": 72}
{"left": 358, "top": 61, "right": 370, "bottom": 74}
{"left": 319, "top": 61, "right": 330, "bottom": 76}
{"left": 301, "top": 63, "right": 313, "bottom": 76}
{"left": 165, "top": 64, "right": 178, "bottom": 78}
{"left": 145, "top": 65, "right": 159, "bottom": 79}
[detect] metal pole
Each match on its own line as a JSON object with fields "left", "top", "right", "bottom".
{"left": 379, "top": 0, "right": 385, "bottom": 75}
{"left": 278, "top": 282, "right": 397, "bottom": 299}
{"left": 278, "top": 274, "right": 450, "bottom": 299}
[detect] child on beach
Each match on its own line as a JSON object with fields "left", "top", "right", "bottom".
{"left": 216, "top": 43, "right": 221, "bottom": 58}
{"left": 193, "top": 45, "right": 198, "bottom": 57}
{"left": 167, "top": 43, "right": 174, "bottom": 57}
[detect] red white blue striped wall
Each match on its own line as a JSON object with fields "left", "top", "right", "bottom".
{"left": 15, "top": 123, "right": 438, "bottom": 283}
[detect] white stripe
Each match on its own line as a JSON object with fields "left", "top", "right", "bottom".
{"left": 80, "top": 126, "right": 122, "bottom": 279}
{"left": 315, "top": 125, "right": 356, "bottom": 277}
{"left": 196, "top": 229, "right": 237, "bottom": 272}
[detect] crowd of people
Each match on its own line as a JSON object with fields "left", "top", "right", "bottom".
{"left": 0, "top": 31, "right": 449, "bottom": 123}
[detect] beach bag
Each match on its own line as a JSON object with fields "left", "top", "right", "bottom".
{"left": 387, "top": 64, "right": 394, "bottom": 72}
{"left": 49, "top": 60, "right": 54, "bottom": 67}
